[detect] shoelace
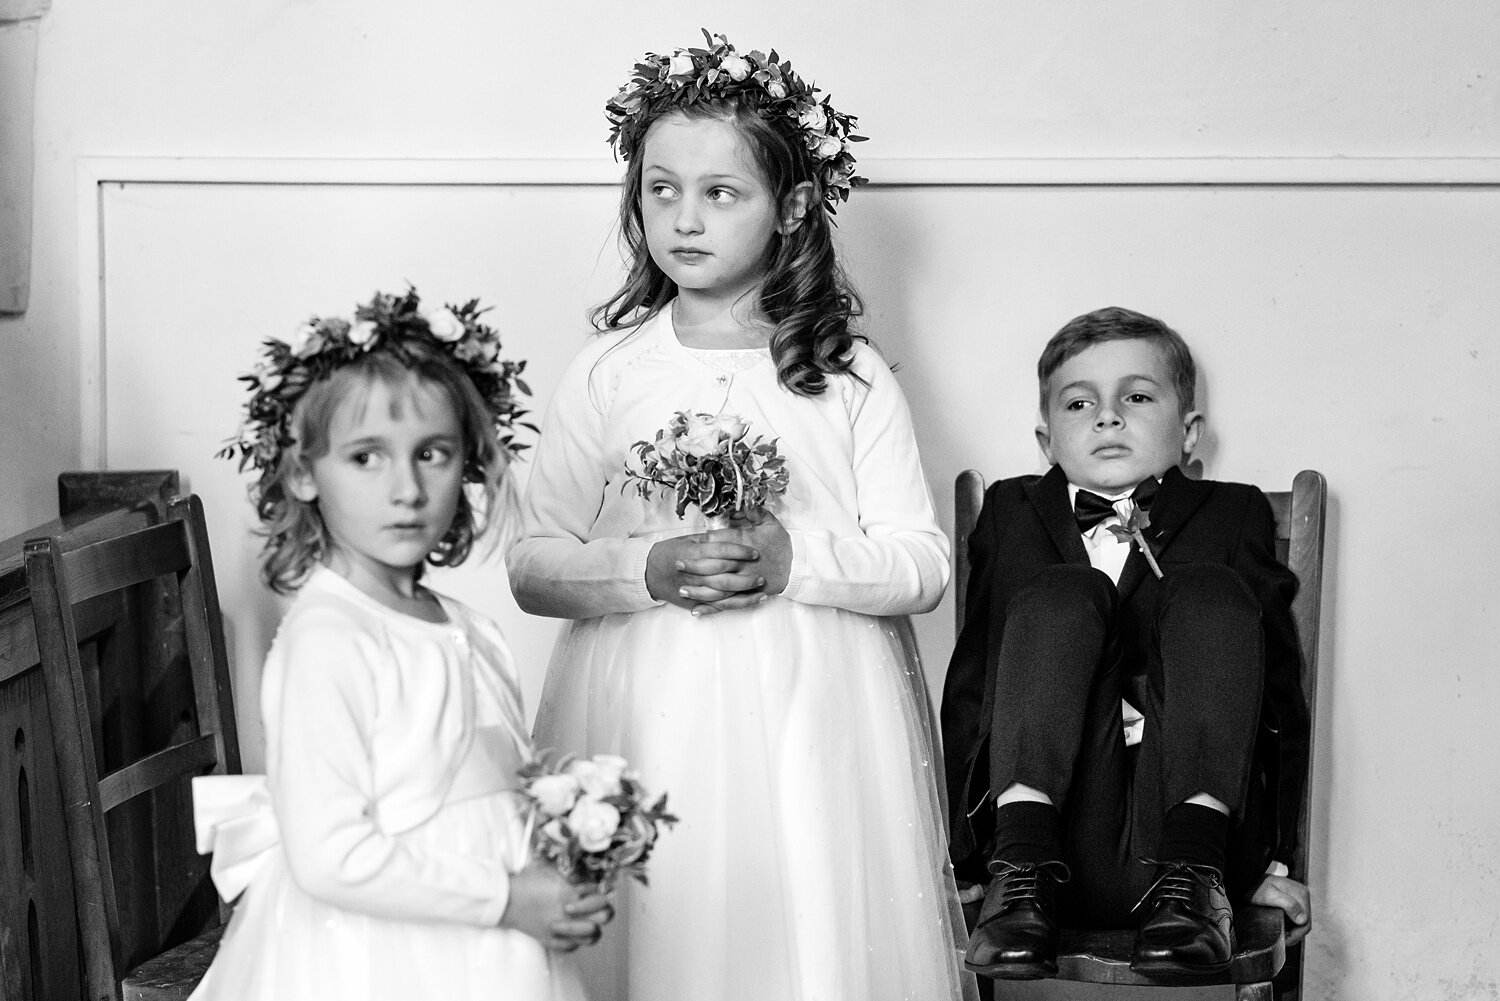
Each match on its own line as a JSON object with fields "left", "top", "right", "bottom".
{"left": 1131, "top": 860, "right": 1224, "bottom": 914}
{"left": 986, "top": 860, "right": 1072, "bottom": 906}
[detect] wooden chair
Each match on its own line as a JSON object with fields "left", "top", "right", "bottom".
{"left": 26, "top": 494, "right": 238, "bottom": 1001}
{"left": 3, "top": 509, "right": 153, "bottom": 1001}
{"left": 953, "top": 469, "right": 1327, "bottom": 1001}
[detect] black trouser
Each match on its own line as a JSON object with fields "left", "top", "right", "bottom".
{"left": 986, "top": 563, "right": 1264, "bottom": 926}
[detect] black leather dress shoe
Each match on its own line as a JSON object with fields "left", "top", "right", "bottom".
{"left": 964, "top": 860, "right": 1070, "bottom": 980}
{"left": 1129, "top": 861, "right": 1235, "bottom": 977}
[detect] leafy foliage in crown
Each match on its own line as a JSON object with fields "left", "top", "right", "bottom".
{"left": 606, "top": 29, "right": 868, "bottom": 213}
{"left": 217, "top": 286, "right": 532, "bottom": 477}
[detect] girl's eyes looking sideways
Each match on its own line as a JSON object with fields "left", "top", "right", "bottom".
{"left": 646, "top": 182, "right": 738, "bottom": 204}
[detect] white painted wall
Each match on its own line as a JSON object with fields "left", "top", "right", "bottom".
{"left": 3, "top": 3, "right": 1498, "bottom": 1000}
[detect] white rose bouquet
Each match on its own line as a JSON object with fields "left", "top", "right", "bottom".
{"left": 624, "top": 411, "right": 789, "bottom": 526}
{"left": 518, "top": 752, "right": 677, "bottom": 891}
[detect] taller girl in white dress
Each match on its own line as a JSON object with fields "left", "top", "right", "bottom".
{"left": 507, "top": 33, "right": 977, "bottom": 1001}
{"left": 190, "top": 289, "right": 612, "bottom": 1001}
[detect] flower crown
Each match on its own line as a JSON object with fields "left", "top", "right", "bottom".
{"left": 606, "top": 29, "right": 867, "bottom": 213}
{"left": 217, "top": 287, "right": 532, "bottom": 477}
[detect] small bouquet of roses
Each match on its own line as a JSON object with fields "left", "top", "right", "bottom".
{"left": 624, "top": 411, "right": 789, "bottom": 525}
{"left": 518, "top": 752, "right": 677, "bottom": 891}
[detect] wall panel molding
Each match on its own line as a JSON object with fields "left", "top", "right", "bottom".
{"left": 77, "top": 155, "right": 1500, "bottom": 463}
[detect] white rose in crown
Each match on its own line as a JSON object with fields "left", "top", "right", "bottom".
{"left": 815, "top": 136, "right": 844, "bottom": 160}
{"left": 678, "top": 412, "right": 727, "bottom": 458}
{"left": 290, "top": 321, "right": 323, "bottom": 358}
{"left": 347, "top": 320, "right": 377, "bottom": 346}
{"left": 798, "top": 104, "right": 828, "bottom": 132}
{"left": 667, "top": 53, "right": 694, "bottom": 78}
{"left": 568, "top": 799, "right": 622, "bottom": 852}
{"left": 721, "top": 54, "right": 752, "bottom": 81}
{"left": 426, "top": 307, "right": 465, "bottom": 342}
{"left": 567, "top": 758, "right": 623, "bottom": 799}
{"left": 529, "top": 774, "right": 581, "bottom": 815}
{"left": 767, "top": 80, "right": 788, "bottom": 99}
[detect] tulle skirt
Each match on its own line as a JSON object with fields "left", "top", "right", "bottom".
{"left": 188, "top": 789, "right": 585, "bottom": 1001}
{"left": 533, "top": 597, "right": 978, "bottom": 1001}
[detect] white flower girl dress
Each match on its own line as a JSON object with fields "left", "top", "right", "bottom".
{"left": 189, "top": 568, "right": 583, "bottom": 1001}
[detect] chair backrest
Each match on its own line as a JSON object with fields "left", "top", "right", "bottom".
{"left": 25, "top": 494, "right": 240, "bottom": 1001}
{"left": 951, "top": 468, "right": 1327, "bottom": 999}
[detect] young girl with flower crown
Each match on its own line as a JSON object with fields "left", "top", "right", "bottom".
{"left": 507, "top": 33, "right": 977, "bottom": 1001}
{"left": 189, "top": 290, "right": 612, "bottom": 1001}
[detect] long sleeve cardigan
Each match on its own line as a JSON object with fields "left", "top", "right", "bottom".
{"left": 506, "top": 312, "right": 949, "bottom": 620}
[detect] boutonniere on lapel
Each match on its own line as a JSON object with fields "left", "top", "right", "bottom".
{"left": 1106, "top": 500, "right": 1164, "bottom": 580}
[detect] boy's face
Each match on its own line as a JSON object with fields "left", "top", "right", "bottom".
{"left": 1036, "top": 338, "right": 1203, "bottom": 495}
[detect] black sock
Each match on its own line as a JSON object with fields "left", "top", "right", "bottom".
{"left": 991, "top": 800, "right": 1064, "bottom": 867}
{"left": 1158, "top": 802, "right": 1229, "bottom": 872}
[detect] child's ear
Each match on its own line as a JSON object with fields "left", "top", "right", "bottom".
{"left": 1035, "top": 422, "right": 1055, "bottom": 464}
{"left": 778, "top": 182, "right": 816, "bottom": 235}
{"left": 1181, "top": 410, "right": 1205, "bottom": 457}
{"left": 286, "top": 459, "right": 319, "bottom": 503}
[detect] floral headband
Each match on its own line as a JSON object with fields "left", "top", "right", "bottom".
{"left": 217, "top": 287, "right": 532, "bottom": 477}
{"left": 606, "top": 29, "right": 867, "bottom": 213}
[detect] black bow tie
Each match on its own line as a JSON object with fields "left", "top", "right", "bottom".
{"left": 1074, "top": 477, "right": 1159, "bottom": 532}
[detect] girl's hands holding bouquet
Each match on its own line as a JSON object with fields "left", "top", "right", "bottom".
{"left": 629, "top": 410, "right": 792, "bottom": 614}
{"left": 727, "top": 507, "right": 792, "bottom": 593}
{"left": 646, "top": 533, "right": 763, "bottom": 613}
{"left": 646, "top": 510, "right": 792, "bottom": 616}
{"left": 502, "top": 863, "right": 614, "bottom": 952}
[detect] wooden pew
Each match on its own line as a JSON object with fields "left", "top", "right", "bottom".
{"left": 0, "top": 470, "right": 189, "bottom": 1000}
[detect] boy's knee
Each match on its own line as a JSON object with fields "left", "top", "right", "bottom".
{"left": 1008, "top": 564, "right": 1116, "bottom": 629}
{"left": 1159, "top": 563, "right": 1257, "bottom": 621}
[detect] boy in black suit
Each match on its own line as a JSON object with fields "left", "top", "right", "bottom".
{"left": 940, "top": 307, "right": 1312, "bottom": 981}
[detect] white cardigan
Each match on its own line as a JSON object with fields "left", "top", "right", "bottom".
{"left": 259, "top": 568, "right": 523, "bottom": 925}
{"left": 506, "top": 311, "right": 949, "bottom": 620}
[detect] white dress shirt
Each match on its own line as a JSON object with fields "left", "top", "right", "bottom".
{"left": 1067, "top": 483, "right": 1146, "bottom": 747}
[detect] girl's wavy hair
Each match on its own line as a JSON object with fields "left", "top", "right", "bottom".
{"left": 592, "top": 96, "right": 865, "bottom": 397}
{"left": 253, "top": 348, "right": 503, "bottom": 593}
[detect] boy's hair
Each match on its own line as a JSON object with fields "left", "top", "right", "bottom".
{"left": 592, "top": 97, "right": 866, "bottom": 398}
{"left": 255, "top": 349, "right": 502, "bottom": 593}
{"left": 1037, "top": 306, "right": 1197, "bottom": 414}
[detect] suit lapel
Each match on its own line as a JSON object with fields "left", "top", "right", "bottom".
{"left": 1116, "top": 465, "right": 1214, "bottom": 601}
{"left": 1025, "top": 465, "right": 1090, "bottom": 565}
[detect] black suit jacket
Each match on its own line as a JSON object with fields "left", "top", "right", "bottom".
{"left": 940, "top": 464, "right": 1309, "bottom": 883}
